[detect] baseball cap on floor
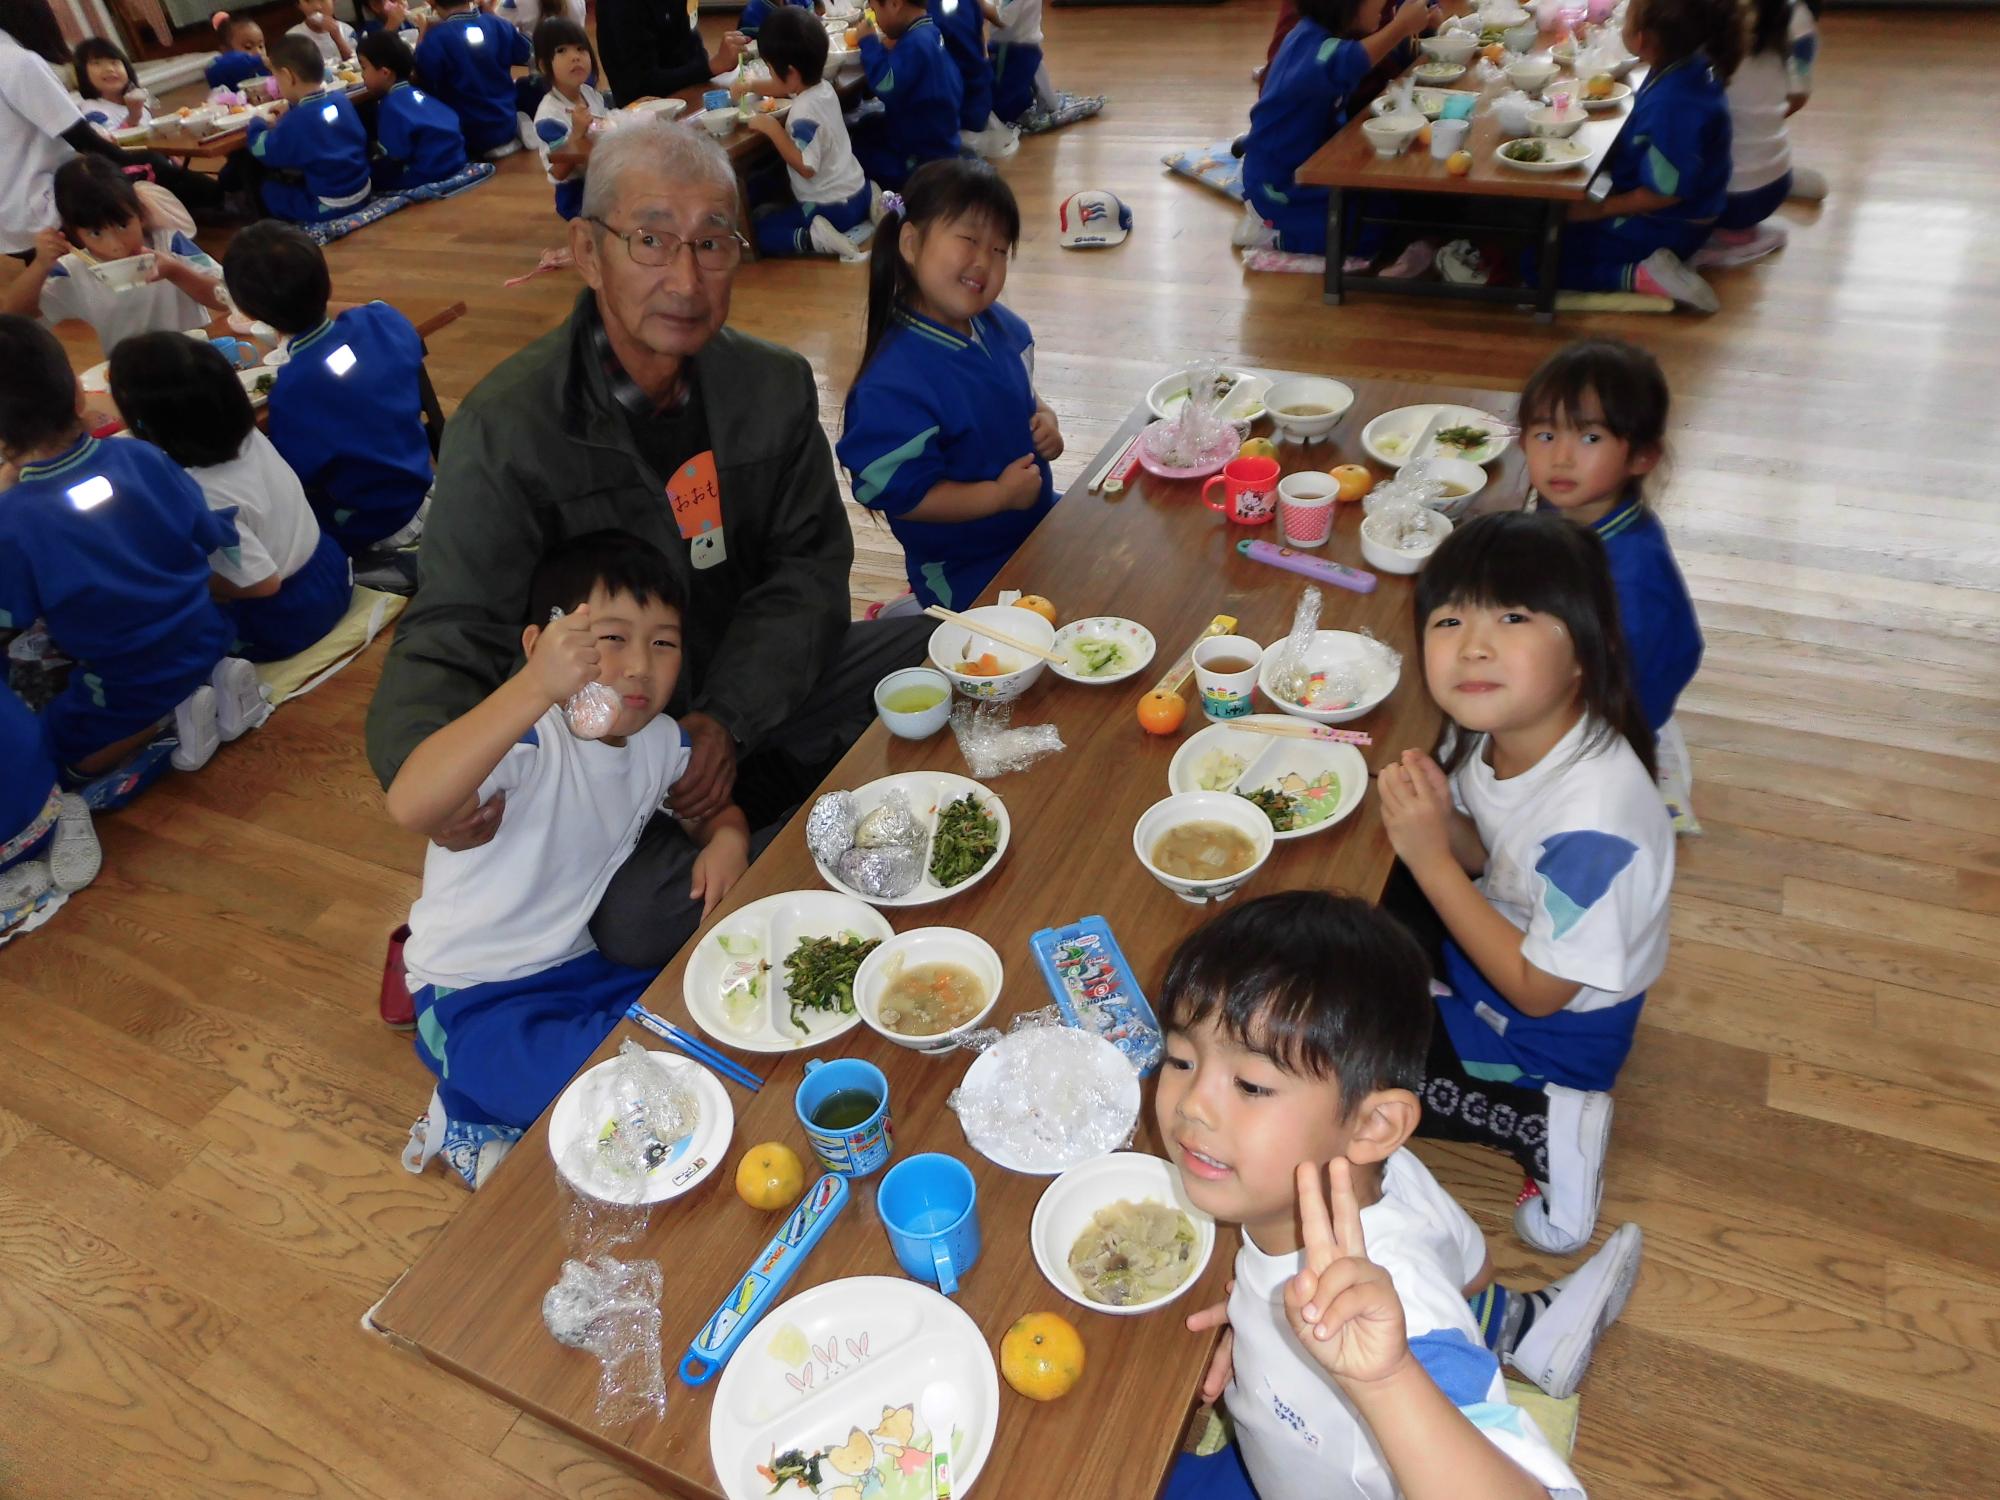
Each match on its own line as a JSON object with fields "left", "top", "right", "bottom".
{"left": 1057, "top": 189, "right": 1132, "bottom": 248}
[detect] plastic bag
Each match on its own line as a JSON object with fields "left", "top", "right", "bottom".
{"left": 950, "top": 700, "right": 1066, "bottom": 779}
{"left": 548, "top": 608, "right": 620, "bottom": 739}
{"left": 1141, "top": 363, "right": 1242, "bottom": 472}
{"left": 1366, "top": 456, "right": 1465, "bottom": 518}
{"left": 948, "top": 1010, "right": 1140, "bottom": 1169}
{"left": 542, "top": 1254, "right": 669, "bottom": 1424}
{"left": 554, "top": 1039, "right": 702, "bottom": 1204}
{"left": 1266, "top": 585, "right": 1324, "bottom": 706}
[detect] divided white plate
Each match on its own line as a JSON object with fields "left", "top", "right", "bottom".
{"left": 1145, "top": 367, "right": 1273, "bottom": 424}
{"left": 956, "top": 1030, "right": 1140, "bottom": 1175}
{"left": 1049, "top": 616, "right": 1156, "bottom": 686}
{"left": 1167, "top": 716, "right": 1368, "bottom": 841}
{"left": 1361, "top": 403, "right": 1514, "bottom": 468}
{"left": 812, "top": 773, "right": 1010, "bottom": 909}
{"left": 1579, "top": 81, "right": 1633, "bottom": 111}
{"left": 546, "top": 1048, "right": 734, "bottom": 1205}
{"left": 709, "top": 1276, "right": 999, "bottom": 1500}
{"left": 682, "top": 890, "right": 895, "bottom": 1053}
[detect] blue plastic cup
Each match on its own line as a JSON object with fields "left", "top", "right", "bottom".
{"left": 703, "top": 88, "right": 732, "bottom": 113}
{"left": 877, "top": 1153, "right": 980, "bottom": 1294}
{"left": 794, "top": 1057, "right": 894, "bottom": 1178}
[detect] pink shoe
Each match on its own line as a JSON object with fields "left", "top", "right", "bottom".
{"left": 1691, "top": 223, "right": 1788, "bottom": 269}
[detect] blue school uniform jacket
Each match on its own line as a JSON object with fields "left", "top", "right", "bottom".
{"left": 246, "top": 89, "right": 372, "bottom": 218}
{"left": 836, "top": 302, "right": 1056, "bottom": 610}
{"left": 265, "top": 303, "right": 433, "bottom": 551}
{"left": 372, "top": 79, "right": 468, "bottom": 189}
{"left": 1242, "top": 21, "right": 1370, "bottom": 218}
{"left": 205, "top": 49, "right": 271, "bottom": 90}
{"left": 0, "top": 688, "right": 57, "bottom": 854}
{"left": 415, "top": 8, "right": 531, "bottom": 154}
{"left": 933, "top": 0, "right": 992, "bottom": 132}
{"left": 737, "top": 0, "right": 815, "bottom": 35}
{"left": 860, "top": 15, "right": 962, "bottom": 173}
{"left": 0, "top": 435, "right": 235, "bottom": 688}
{"left": 1604, "top": 53, "right": 1732, "bottom": 223}
{"left": 1593, "top": 497, "right": 1703, "bottom": 730}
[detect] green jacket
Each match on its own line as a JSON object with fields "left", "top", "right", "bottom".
{"left": 365, "top": 291, "right": 853, "bottom": 787}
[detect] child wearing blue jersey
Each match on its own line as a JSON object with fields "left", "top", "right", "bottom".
{"left": 1236, "top": 0, "right": 1437, "bottom": 255}
{"left": 850, "top": 0, "right": 963, "bottom": 191}
{"left": 738, "top": 0, "right": 820, "bottom": 37}
{"left": 931, "top": 0, "right": 1003, "bottom": 152}
{"left": 205, "top": 13, "right": 273, "bottom": 92}
{"left": 740, "top": 7, "right": 874, "bottom": 257}
{"left": 246, "top": 36, "right": 373, "bottom": 223}
{"left": 837, "top": 161, "right": 1062, "bottom": 611}
{"left": 415, "top": 0, "right": 532, "bottom": 159}
{"left": 0, "top": 690, "right": 101, "bottom": 931}
{"left": 982, "top": 0, "right": 1049, "bottom": 126}
{"left": 109, "top": 333, "right": 353, "bottom": 665}
{"left": 391, "top": 532, "right": 749, "bottom": 1189}
{"left": 0, "top": 316, "right": 254, "bottom": 777}
{"left": 358, "top": 31, "right": 468, "bottom": 191}
{"left": 1381, "top": 513, "right": 1674, "bottom": 1258}
{"left": 1544, "top": 0, "right": 1739, "bottom": 311}
{"left": 530, "top": 17, "right": 606, "bottom": 222}
{"left": 222, "top": 222, "right": 434, "bottom": 558}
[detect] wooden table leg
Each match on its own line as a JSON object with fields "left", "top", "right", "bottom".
{"left": 1323, "top": 187, "right": 1345, "bottom": 306}
{"left": 1535, "top": 202, "right": 1564, "bottom": 322}
{"left": 735, "top": 162, "right": 759, "bottom": 263}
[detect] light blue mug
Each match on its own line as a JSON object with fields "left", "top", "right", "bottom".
{"left": 794, "top": 1057, "right": 894, "bottom": 1178}
{"left": 703, "top": 88, "right": 732, "bottom": 113}
{"left": 877, "top": 1153, "right": 980, "bottom": 1295}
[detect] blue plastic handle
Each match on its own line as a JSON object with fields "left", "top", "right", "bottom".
{"left": 678, "top": 1173, "right": 850, "bottom": 1386}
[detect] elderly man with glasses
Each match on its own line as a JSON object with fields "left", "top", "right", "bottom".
{"left": 367, "top": 119, "right": 928, "bottom": 974}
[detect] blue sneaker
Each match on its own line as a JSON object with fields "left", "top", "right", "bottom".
{"left": 403, "top": 1090, "right": 522, "bottom": 1190}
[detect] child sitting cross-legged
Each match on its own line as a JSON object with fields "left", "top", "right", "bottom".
{"left": 0, "top": 158, "right": 224, "bottom": 359}
{"left": 357, "top": 30, "right": 468, "bottom": 192}
{"left": 245, "top": 35, "right": 373, "bottom": 223}
{"left": 1159, "top": 893, "right": 1641, "bottom": 1500}
{"left": 530, "top": 17, "right": 608, "bottom": 221}
{"left": 414, "top": 0, "right": 533, "bottom": 160}
{"left": 221, "top": 222, "right": 435, "bottom": 565}
{"left": 390, "top": 530, "right": 750, "bottom": 1189}
{"left": 737, "top": 6, "right": 874, "bottom": 259}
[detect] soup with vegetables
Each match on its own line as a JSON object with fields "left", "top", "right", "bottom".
{"left": 1151, "top": 821, "right": 1258, "bottom": 879}
{"left": 1069, "top": 1199, "right": 1198, "bottom": 1306}
{"left": 877, "top": 960, "right": 986, "bottom": 1036}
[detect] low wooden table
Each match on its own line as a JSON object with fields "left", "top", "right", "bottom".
{"left": 1296, "top": 26, "right": 1644, "bottom": 318}
{"left": 143, "top": 78, "right": 375, "bottom": 157}
{"left": 369, "top": 371, "right": 1528, "bottom": 1498}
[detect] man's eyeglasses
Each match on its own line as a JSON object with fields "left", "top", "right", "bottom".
{"left": 585, "top": 217, "right": 747, "bottom": 272}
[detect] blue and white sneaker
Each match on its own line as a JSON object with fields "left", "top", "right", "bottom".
{"left": 403, "top": 1090, "right": 522, "bottom": 1190}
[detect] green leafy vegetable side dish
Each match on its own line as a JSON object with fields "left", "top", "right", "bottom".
{"left": 252, "top": 373, "right": 276, "bottom": 396}
{"left": 1435, "top": 423, "right": 1492, "bottom": 449}
{"left": 929, "top": 794, "right": 1000, "bottom": 888}
{"left": 1238, "top": 787, "right": 1295, "bottom": 830}
{"left": 1502, "top": 141, "right": 1547, "bottom": 164}
{"left": 781, "top": 932, "right": 879, "bottom": 1034}
{"left": 1074, "top": 638, "right": 1127, "bottom": 676}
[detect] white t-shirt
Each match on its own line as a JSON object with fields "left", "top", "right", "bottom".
{"left": 533, "top": 82, "right": 607, "bottom": 184}
{"left": 1227, "top": 1150, "right": 1583, "bottom": 1500}
{"left": 189, "top": 429, "right": 324, "bottom": 588}
{"left": 71, "top": 89, "right": 153, "bottom": 136}
{"left": 1451, "top": 715, "right": 1673, "bottom": 1015}
{"left": 498, "top": 0, "right": 585, "bottom": 36}
{"left": 404, "top": 704, "right": 692, "bottom": 989}
{"left": 783, "top": 79, "right": 864, "bottom": 206}
{"left": 39, "top": 227, "right": 218, "bottom": 356}
{"left": 0, "top": 33, "right": 83, "bottom": 254}
{"left": 289, "top": 19, "right": 359, "bottom": 68}
{"left": 991, "top": 0, "right": 1043, "bottom": 47}
{"left": 1725, "top": 1, "right": 1815, "bottom": 193}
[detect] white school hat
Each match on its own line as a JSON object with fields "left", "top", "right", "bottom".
{"left": 1057, "top": 189, "right": 1132, "bottom": 249}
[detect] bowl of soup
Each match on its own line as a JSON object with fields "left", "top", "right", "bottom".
{"left": 1133, "top": 792, "right": 1276, "bottom": 905}
{"left": 853, "top": 927, "right": 1003, "bottom": 1051}
{"left": 1410, "top": 455, "right": 1488, "bottom": 518}
{"left": 1261, "top": 377, "right": 1356, "bottom": 444}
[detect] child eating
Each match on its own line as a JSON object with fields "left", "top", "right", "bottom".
{"left": 415, "top": 0, "right": 533, "bottom": 160}
{"left": 390, "top": 530, "right": 749, "bottom": 1189}
{"left": 851, "top": 0, "right": 963, "bottom": 190}
{"left": 358, "top": 30, "right": 468, "bottom": 192}
{"left": 530, "top": 16, "right": 606, "bottom": 222}
{"left": 0, "top": 157, "right": 224, "bottom": 357}
{"left": 205, "top": 12, "right": 273, "bottom": 91}
{"left": 245, "top": 35, "right": 373, "bottom": 223}
{"left": 837, "top": 159, "right": 1062, "bottom": 611}
{"left": 222, "top": 222, "right": 435, "bottom": 562}
{"left": 69, "top": 36, "right": 151, "bottom": 134}
{"left": 739, "top": 6, "right": 873, "bottom": 258}
{"left": 1157, "top": 892, "right": 1624, "bottom": 1500}
{"left": 290, "top": 0, "right": 359, "bottom": 68}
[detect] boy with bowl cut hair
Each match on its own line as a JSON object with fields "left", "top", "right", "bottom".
{"left": 743, "top": 6, "right": 873, "bottom": 258}
{"left": 358, "top": 29, "right": 467, "bottom": 191}
{"left": 245, "top": 34, "right": 373, "bottom": 223}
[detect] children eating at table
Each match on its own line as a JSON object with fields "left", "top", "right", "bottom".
{"left": 530, "top": 15, "right": 606, "bottom": 221}
{"left": 738, "top": 6, "right": 875, "bottom": 258}
{"left": 851, "top": 0, "right": 964, "bottom": 191}
{"left": 414, "top": 0, "right": 532, "bottom": 160}
{"left": 244, "top": 36, "right": 373, "bottom": 224}
{"left": 358, "top": 30, "right": 469, "bottom": 192}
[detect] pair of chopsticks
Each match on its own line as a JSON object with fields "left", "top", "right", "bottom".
{"left": 627, "top": 1003, "right": 764, "bottom": 1092}
{"left": 922, "top": 605, "right": 1069, "bottom": 666}
{"left": 1229, "top": 719, "right": 1373, "bottom": 748}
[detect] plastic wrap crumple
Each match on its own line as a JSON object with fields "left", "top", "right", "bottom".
{"left": 1143, "top": 362, "right": 1241, "bottom": 471}
{"left": 549, "top": 608, "right": 620, "bottom": 739}
{"left": 1267, "top": 586, "right": 1402, "bottom": 712}
{"left": 556, "top": 1039, "right": 702, "bottom": 1202}
{"left": 1364, "top": 456, "right": 1462, "bottom": 516}
{"left": 949, "top": 1010, "right": 1139, "bottom": 1166}
{"left": 1267, "top": 584, "right": 1324, "bottom": 704}
{"left": 542, "top": 1254, "right": 668, "bottom": 1423}
{"left": 950, "top": 700, "right": 1066, "bottom": 779}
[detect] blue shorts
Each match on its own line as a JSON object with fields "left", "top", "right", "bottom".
{"left": 223, "top": 531, "right": 353, "bottom": 663}
{"left": 412, "top": 947, "right": 661, "bottom": 1129}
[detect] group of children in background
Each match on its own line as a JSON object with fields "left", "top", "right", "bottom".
{"left": 1236, "top": 0, "right": 1821, "bottom": 312}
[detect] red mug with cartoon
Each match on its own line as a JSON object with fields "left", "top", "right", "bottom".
{"left": 1201, "top": 455, "right": 1280, "bottom": 525}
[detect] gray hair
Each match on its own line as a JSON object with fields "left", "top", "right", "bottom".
{"left": 579, "top": 117, "right": 739, "bottom": 226}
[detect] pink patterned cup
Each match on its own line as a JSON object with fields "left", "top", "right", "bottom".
{"left": 1277, "top": 471, "right": 1339, "bottom": 547}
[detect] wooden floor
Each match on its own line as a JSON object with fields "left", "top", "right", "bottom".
{"left": 5, "top": 7, "right": 1998, "bottom": 1496}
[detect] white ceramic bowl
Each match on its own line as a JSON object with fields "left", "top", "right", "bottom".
{"left": 694, "top": 107, "right": 735, "bottom": 138}
{"left": 1049, "top": 616, "right": 1156, "bottom": 686}
{"left": 1505, "top": 55, "right": 1561, "bottom": 94}
{"left": 1412, "top": 61, "right": 1467, "bottom": 85}
{"left": 1133, "top": 791, "right": 1275, "bottom": 905}
{"left": 927, "top": 604, "right": 1055, "bottom": 701}
{"left": 1406, "top": 455, "right": 1489, "bottom": 517}
{"left": 853, "top": 927, "right": 1003, "bottom": 1052}
{"left": 1528, "top": 103, "right": 1587, "bottom": 138}
{"left": 1031, "top": 1152, "right": 1217, "bottom": 1316}
{"left": 622, "top": 96, "right": 687, "bottom": 120}
{"left": 873, "top": 666, "right": 954, "bottom": 739}
{"left": 89, "top": 252, "right": 154, "bottom": 293}
{"left": 1361, "top": 113, "right": 1423, "bottom": 158}
{"left": 1257, "top": 630, "right": 1401, "bottom": 725}
{"left": 1503, "top": 20, "right": 1540, "bottom": 51}
{"left": 1360, "top": 508, "right": 1454, "bottom": 575}
{"left": 1263, "top": 377, "right": 1356, "bottom": 443}
{"left": 1419, "top": 32, "right": 1477, "bottom": 64}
